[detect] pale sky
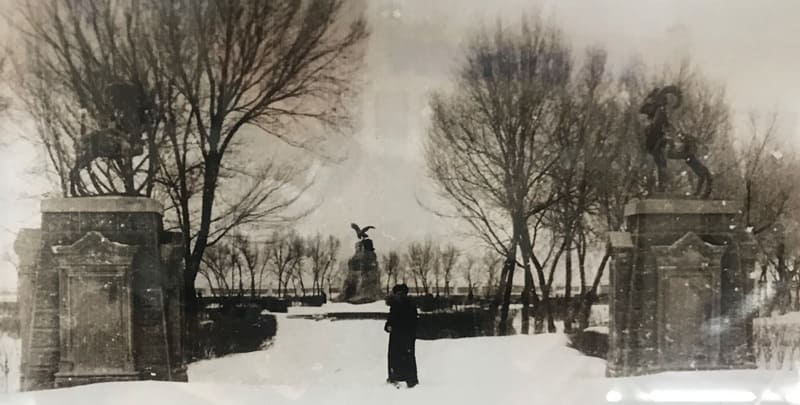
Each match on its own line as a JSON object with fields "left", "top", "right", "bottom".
{"left": 2, "top": 0, "right": 800, "bottom": 290}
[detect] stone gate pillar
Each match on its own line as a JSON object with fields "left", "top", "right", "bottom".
{"left": 18, "top": 196, "right": 186, "bottom": 390}
{"left": 606, "top": 199, "right": 756, "bottom": 377}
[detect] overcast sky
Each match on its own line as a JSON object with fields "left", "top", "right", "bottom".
{"left": 1, "top": 0, "right": 800, "bottom": 289}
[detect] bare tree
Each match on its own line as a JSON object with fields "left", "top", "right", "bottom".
{"left": 306, "top": 233, "right": 341, "bottom": 296}
{"left": 269, "top": 230, "right": 305, "bottom": 297}
{"left": 14, "top": 0, "right": 368, "bottom": 338}
{"left": 148, "top": 0, "right": 367, "bottom": 311}
{"left": 199, "top": 241, "right": 239, "bottom": 296}
{"left": 327, "top": 260, "right": 348, "bottom": 297}
{"left": 426, "top": 18, "right": 571, "bottom": 334}
{"left": 439, "top": 244, "right": 459, "bottom": 297}
{"left": 431, "top": 247, "right": 442, "bottom": 296}
{"left": 481, "top": 252, "right": 502, "bottom": 299}
{"left": 738, "top": 113, "right": 795, "bottom": 237}
{"left": 462, "top": 254, "right": 478, "bottom": 300}
{"left": 726, "top": 113, "right": 800, "bottom": 315}
{"left": 288, "top": 235, "right": 307, "bottom": 296}
{"left": 16, "top": 0, "right": 169, "bottom": 196}
{"left": 406, "top": 240, "right": 437, "bottom": 295}
{"left": 382, "top": 250, "right": 402, "bottom": 295}
{"left": 536, "top": 48, "right": 624, "bottom": 333}
{"left": 319, "top": 235, "right": 341, "bottom": 296}
{"left": 229, "top": 233, "right": 271, "bottom": 297}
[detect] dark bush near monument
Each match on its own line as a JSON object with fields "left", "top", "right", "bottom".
{"left": 291, "top": 295, "right": 327, "bottom": 307}
{"left": 568, "top": 330, "right": 608, "bottom": 359}
{"left": 416, "top": 309, "right": 496, "bottom": 339}
{"left": 304, "top": 308, "right": 498, "bottom": 338}
{"left": 197, "top": 305, "right": 277, "bottom": 359}
{"left": 414, "top": 294, "right": 450, "bottom": 312}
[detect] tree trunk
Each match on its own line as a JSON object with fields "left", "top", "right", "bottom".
{"left": 183, "top": 153, "right": 221, "bottom": 356}
{"left": 518, "top": 223, "right": 538, "bottom": 335}
{"left": 564, "top": 238, "right": 574, "bottom": 333}
{"left": 182, "top": 269, "right": 200, "bottom": 360}
{"left": 490, "top": 258, "right": 510, "bottom": 335}
{"left": 520, "top": 263, "right": 533, "bottom": 335}
{"left": 778, "top": 241, "right": 788, "bottom": 315}
{"left": 525, "top": 227, "right": 558, "bottom": 333}
{"left": 499, "top": 251, "right": 517, "bottom": 336}
{"left": 237, "top": 265, "right": 244, "bottom": 298}
{"left": 532, "top": 286, "right": 544, "bottom": 333}
{"left": 577, "top": 252, "right": 610, "bottom": 330}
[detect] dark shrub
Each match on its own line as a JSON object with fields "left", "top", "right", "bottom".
{"left": 291, "top": 295, "right": 327, "bottom": 307}
{"left": 196, "top": 305, "right": 277, "bottom": 359}
{"left": 417, "top": 309, "right": 495, "bottom": 339}
{"left": 309, "top": 308, "right": 497, "bottom": 338}
{"left": 408, "top": 295, "right": 480, "bottom": 312}
{"left": 568, "top": 330, "right": 608, "bottom": 359}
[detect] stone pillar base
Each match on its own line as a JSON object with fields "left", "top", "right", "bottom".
{"left": 606, "top": 198, "right": 756, "bottom": 377}
{"left": 54, "top": 371, "right": 140, "bottom": 388}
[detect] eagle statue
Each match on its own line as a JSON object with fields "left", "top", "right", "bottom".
{"left": 350, "top": 223, "right": 375, "bottom": 240}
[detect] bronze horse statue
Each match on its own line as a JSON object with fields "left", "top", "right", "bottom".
{"left": 640, "top": 85, "right": 712, "bottom": 198}
{"left": 70, "top": 82, "right": 150, "bottom": 195}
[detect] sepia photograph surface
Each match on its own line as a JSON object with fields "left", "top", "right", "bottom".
{"left": 0, "top": 0, "right": 800, "bottom": 404}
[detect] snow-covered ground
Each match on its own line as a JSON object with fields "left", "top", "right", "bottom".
{"left": 285, "top": 301, "right": 389, "bottom": 315}
{"left": 3, "top": 303, "right": 800, "bottom": 404}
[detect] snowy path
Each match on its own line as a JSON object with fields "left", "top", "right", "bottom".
{"left": 186, "top": 306, "right": 607, "bottom": 404}
{"left": 4, "top": 303, "right": 800, "bottom": 404}
{"left": 1, "top": 303, "right": 606, "bottom": 404}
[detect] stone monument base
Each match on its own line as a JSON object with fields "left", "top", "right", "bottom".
{"left": 16, "top": 196, "right": 186, "bottom": 391}
{"left": 607, "top": 198, "right": 756, "bottom": 377}
{"left": 54, "top": 371, "right": 140, "bottom": 388}
{"left": 337, "top": 239, "right": 383, "bottom": 304}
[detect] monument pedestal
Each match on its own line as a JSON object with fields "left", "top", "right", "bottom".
{"left": 337, "top": 239, "right": 382, "bottom": 304}
{"left": 607, "top": 199, "right": 756, "bottom": 377}
{"left": 15, "top": 197, "right": 186, "bottom": 390}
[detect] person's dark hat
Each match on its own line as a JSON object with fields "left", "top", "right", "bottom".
{"left": 392, "top": 284, "right": 409, "bottom": 295}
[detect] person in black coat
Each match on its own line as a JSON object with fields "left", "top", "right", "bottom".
{"left": 384, "top": 284, "right": 419, "bottom": 387}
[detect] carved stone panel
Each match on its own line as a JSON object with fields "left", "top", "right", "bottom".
{"left": 660, "top": 273, "right": 714, "bottom": 367}
{"left": 653, "top": 232, "right": 726, "bottom": 370}
{"left": 51, "top": 231, "right": 139, "bottom": 383}
{"left": 60, "top": 267, "right": 133, "bottom": 374}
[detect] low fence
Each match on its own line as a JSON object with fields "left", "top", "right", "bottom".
{"left": 199, "top": 295, "right": 328, "bottom": 313}
{"left": 754, "top": 313, "right": 800, "bottom": 370}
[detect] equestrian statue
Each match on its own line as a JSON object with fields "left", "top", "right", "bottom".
{"left": 640, "top": 85, "right": 712, "bottom": 198}
{"left": 70, "top": 81, "right": 150, "bottom": 195}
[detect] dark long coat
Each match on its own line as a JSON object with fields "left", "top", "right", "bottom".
{"left": 385, "top": 296, "right": 418, "bottom": 384}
